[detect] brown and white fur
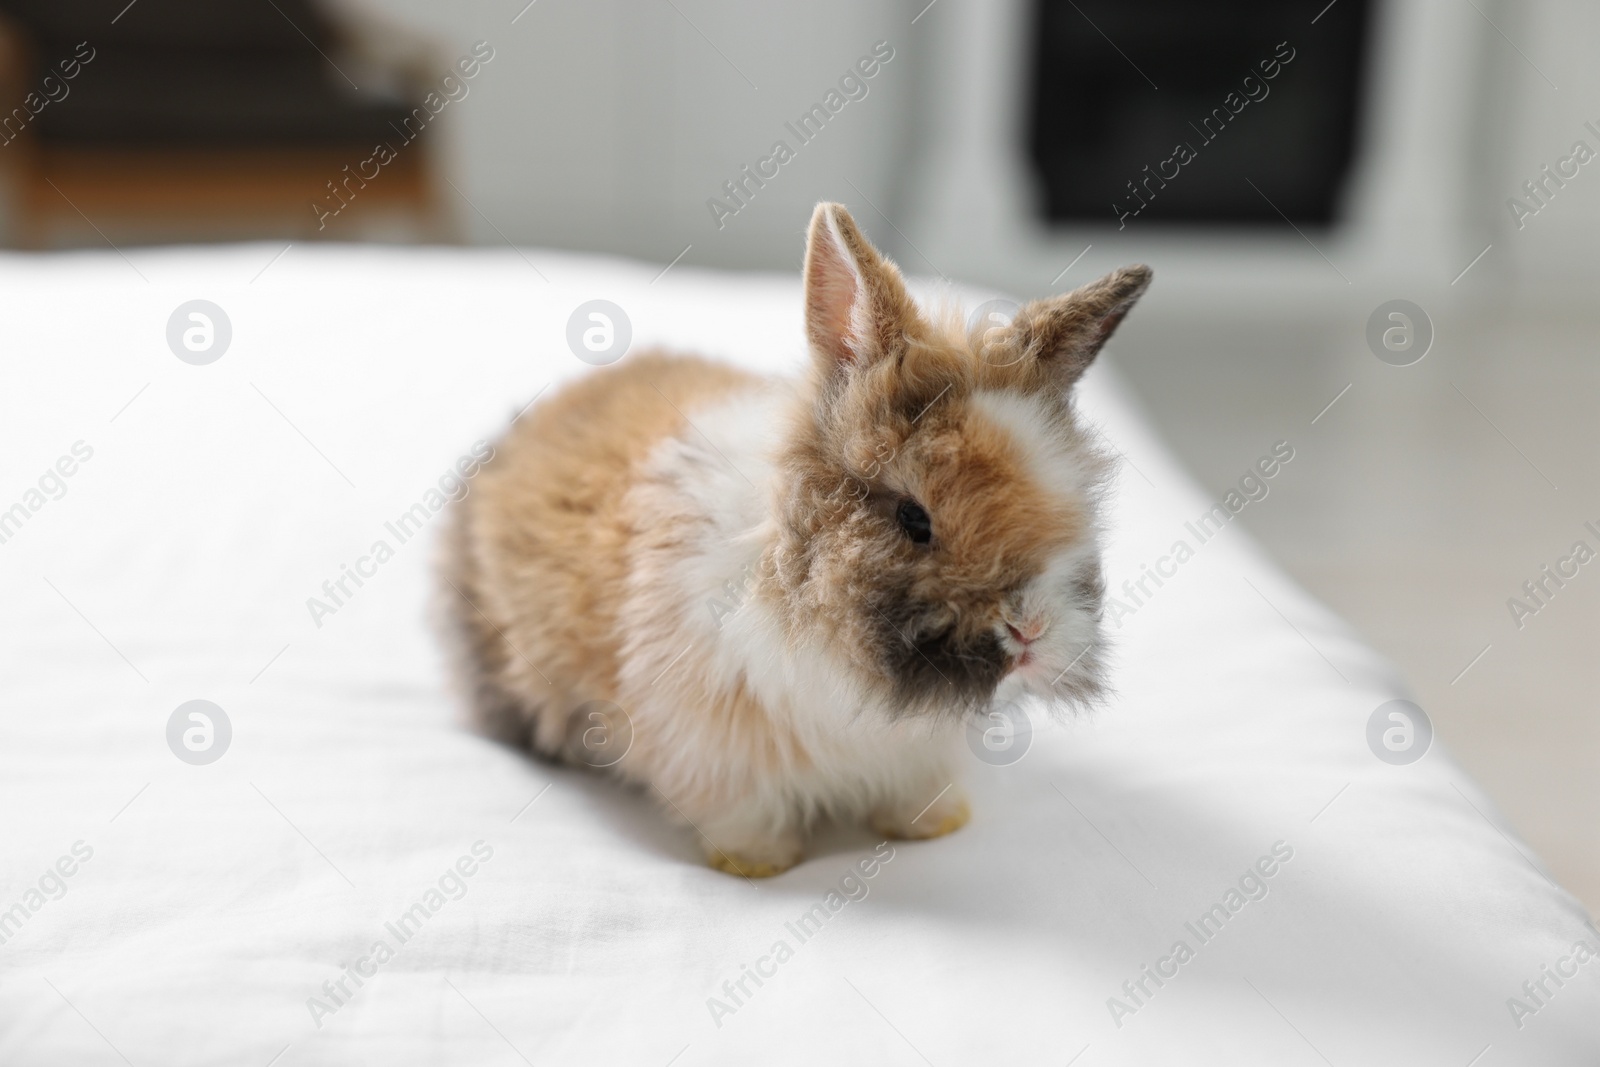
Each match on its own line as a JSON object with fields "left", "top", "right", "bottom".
{"left": 441, "top": 203, "right": 1150, "bottom": 876}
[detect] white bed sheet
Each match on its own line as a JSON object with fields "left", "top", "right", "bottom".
{"left": 0, "top": 244, "right": 1595, "bottom": 1066}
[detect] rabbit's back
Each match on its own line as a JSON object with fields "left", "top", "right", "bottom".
{"left": 440, "top": 352, "right": 764, "bottom": 756}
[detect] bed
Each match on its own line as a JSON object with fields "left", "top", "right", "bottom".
{"left": 1, "top": 244, "right": 1595, "bottom": 1065}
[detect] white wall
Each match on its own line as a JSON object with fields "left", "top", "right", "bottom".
{"left": 1477, "top": 0, "right": 1600, "bottom": 302}
{"left": 362, "top": 0, "right": 916, "bottom": 271}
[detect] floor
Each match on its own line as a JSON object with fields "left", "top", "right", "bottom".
{"left": 1110, "top": 297, "right": 1599, "bottom": 915}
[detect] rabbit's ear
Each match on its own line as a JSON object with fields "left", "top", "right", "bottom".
{"left": 1013, "top": 265, "right": 1151, "bottom": 386}
{"left": 803, "top": 202, "right": 922, "bottom": 377}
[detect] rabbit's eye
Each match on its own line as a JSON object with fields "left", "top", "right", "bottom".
{"left": 896, "top": 499, "right": 932, "bottom": 544}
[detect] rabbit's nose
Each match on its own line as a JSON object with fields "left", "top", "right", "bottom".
{"left": 1005, "top": 618, "right": 1049, "bottom": 644}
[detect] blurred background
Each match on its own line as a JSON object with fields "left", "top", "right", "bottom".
{"left": 0, "top": 0, "right": 1591, "bottom": 908}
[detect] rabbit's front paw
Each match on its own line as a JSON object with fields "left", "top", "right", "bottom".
{"left": 697, "top": 813, "right": 803, "bottom": 877}
{"left": 871, "top": 785, "right": 970, "bottom": 840}
{"left": 706, "top": 847, "right": 802, "bottom": 878}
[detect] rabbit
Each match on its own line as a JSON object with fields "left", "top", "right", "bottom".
{"left": 440, "top": 202, "right": 1150, "bottom": 877}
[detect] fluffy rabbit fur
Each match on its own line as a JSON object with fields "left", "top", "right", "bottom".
{"left": 441, "top": 202, "right": 1149, "bottom": 876}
